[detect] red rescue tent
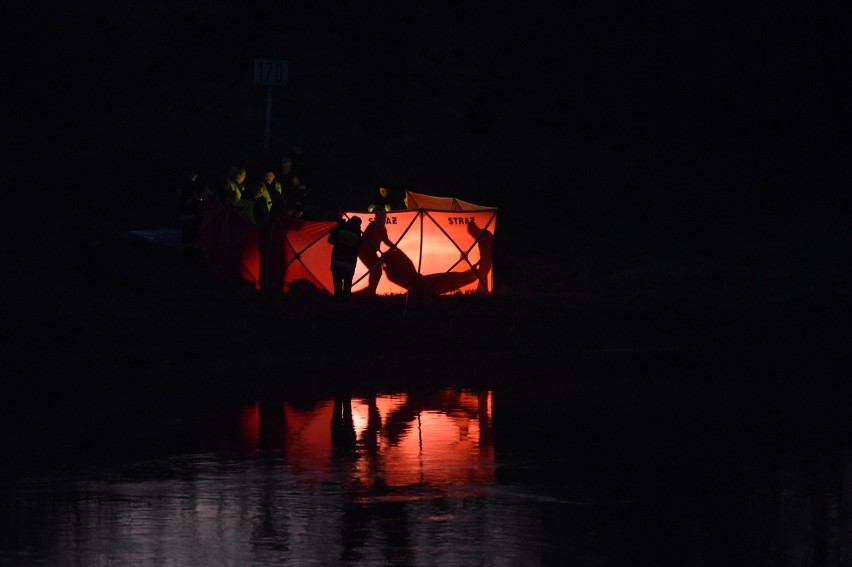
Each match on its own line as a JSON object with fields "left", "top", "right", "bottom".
{"left": 199, "top": 189, "right": 497, "bottom": 295}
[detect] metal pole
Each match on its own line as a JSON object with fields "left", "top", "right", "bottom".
{"left": 264, "top": 86, "right": 273, "bottom": 149}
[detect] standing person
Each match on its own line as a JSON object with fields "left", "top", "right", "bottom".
{"left": 280, "top": 155, "right": 310, "bottom": 217}
{"left": 328, "top": 216, "right": 363, "bottom": 302}
{"left": 250, "top": 168, "right": 278, "bottom": 223}
{"left": 220, "top": 166, "right": 247, "bottom": 206}
{"left": 252, "top": 183, "right": 270, "bottom": 224}
{"left": 356, "top": 210, "right": 395, "bottom": 295}
{"left": 291, "top": 143, "right": 309, "bottom": 188}
{"left": 279, "top": 155, "right": 297, "bottom": 187}
{"left": 467, "top": 220, "right": 494, "bottom": 294}
{"left": 259, "top": 167, "right": 284, "bottom": 213}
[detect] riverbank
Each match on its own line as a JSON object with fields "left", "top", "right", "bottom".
{"left": 6, "top": 224, "right": 846, "bottom": 400}
{"left": 1, "top": 224, "right": 847, "bottom": 473}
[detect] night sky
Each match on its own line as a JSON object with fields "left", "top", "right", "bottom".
{"left": 4, "top": 1, "right": 848, "bottom": 300}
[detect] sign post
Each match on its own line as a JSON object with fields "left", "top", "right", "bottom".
{"left": 254, "top": 59, "right": 288, "bottom": 149}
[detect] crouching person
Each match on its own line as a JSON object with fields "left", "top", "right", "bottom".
{"left": 328, "top": 216, "right": 363, "bottom": 302}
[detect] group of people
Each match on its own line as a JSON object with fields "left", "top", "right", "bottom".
{"left": 326, "top": 208, "right": 494, "bottom": 303}
{"left": 217, "top": 153, "right": 311, "bottom": 225}
{"left": 176, "top": 150, "right": 439, "bottom": 302}
{"left": 179, "top": 147, "right": 407, "bottom": 244}
{"left": 176, "top": 150, "right": 313, "bottom": 245}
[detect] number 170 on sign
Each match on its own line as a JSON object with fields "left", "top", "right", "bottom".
{"left": 254, "top": 59, "right": 288, "bottom": 87}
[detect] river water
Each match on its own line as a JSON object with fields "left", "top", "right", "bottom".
{"left": 2, "top": 353, "right": 851, "bottom": 566}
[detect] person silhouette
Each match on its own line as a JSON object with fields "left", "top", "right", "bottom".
{"left": 467, "top": 220, "right": 494, "bottom": 294}
{"left": 281, "top": 153, "right": 311, "bottom": 217}
{"left": 328, "top": 216, "right": 363, "bottom": 302}
{"left": 381, "top": 245, "right": 479, "bottom": 294}
{"left": 356, "top": 210, "right": 395, "bottom": 295}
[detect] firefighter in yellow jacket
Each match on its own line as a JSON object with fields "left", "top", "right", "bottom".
{"left": 220, "top": 166, "right": 247, "bottom": 205}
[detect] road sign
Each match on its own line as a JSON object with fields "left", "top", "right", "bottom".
{"left": 254, "top": 59, "right": 289, "bottom": 148}
{"left": 254, "top": 59, "right": 288, "bottom": 87}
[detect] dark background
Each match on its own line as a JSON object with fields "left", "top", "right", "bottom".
{"left": 7, "top": 2, "right": 847, "bottom": 225}
{"left": 2, "top": 1, "right": 849, "bottom": 368}
{"left": 1, "top": 7, "right": 850, "bottom": 563}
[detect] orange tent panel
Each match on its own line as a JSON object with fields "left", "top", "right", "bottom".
{"left": 200, "top": 189, "right": 497, "bottom": 295}
{"left": 405, "top": 190, "right": 495, "bottom": 211}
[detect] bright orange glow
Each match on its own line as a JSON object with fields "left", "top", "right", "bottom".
{"left": 346, "top": 210, "right": 496, "bottom": 296}
{"left": 232, "top": 390, "right": 495, "bottom": 495}
{"left": 350, "top": 398, "right": 371, "bottom": 438}
{"left": 380, "top": 409, "right": 491, "bottom": 487}
{"left": 375, "top": 393, "right": 408, "bottom": 425}
{"left": 199, "top": 188, "right": 496, "bottom": 295}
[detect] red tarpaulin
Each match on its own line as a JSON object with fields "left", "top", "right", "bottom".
{"left": 199, "top": 189, "right": 497, "bottom": 295}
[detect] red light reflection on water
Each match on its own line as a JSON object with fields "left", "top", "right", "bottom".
{"left": 283, "top": 400, "right": 335, "bottom": 478}
{"left": 240, "top": 403, "right": 261, "bottom": 449}
{"left": 236, "top": 390, "right": 494, "bottom": 491}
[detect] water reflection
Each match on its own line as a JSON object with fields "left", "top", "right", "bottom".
{"left": 220, "top": 390, "right": 495, "bottom": 492}
{"left": 0, "top": 388, "right": 500, "bottom": 566}
{"left": 5, "top": 377, "right": 852, "bottom": 565}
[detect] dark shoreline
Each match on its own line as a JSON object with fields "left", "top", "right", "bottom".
{"left": 3, "top": 228, "right": 848, "bottom": 471}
